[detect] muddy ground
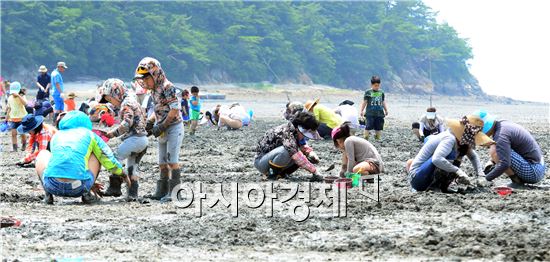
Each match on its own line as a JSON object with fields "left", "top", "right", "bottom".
{"left": 1, "top": 91, "right": 549, "bottom": 261}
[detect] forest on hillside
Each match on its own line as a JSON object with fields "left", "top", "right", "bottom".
{"left": 1, "top": 1, "right": 478, "bottom": 94}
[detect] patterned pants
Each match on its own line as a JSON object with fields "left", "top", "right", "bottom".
{"left": 510, "top": 150, "right": 546, "bottom": 184}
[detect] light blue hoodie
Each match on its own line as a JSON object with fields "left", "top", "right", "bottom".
{"left": 43, "top": 111, "right": 123, "bottom": 180}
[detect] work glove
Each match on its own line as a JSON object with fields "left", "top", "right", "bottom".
{"left": 310, "top": 171, "right": 324, "bottom": 182}
{"left": 475, "top": 177, "right": 492, "bottom": 187}
{"left": 307, "top": 151, "right": 320, "bottom": 164}
{"left": 145, "top": 121, "right": 155, "bottom": 136}
{"left": 455, "top": 169, "right": 472, "bottom": 185}
{"left": 151, "top": 124, "right": 165, "bottom": 138}
{"left": 476, "top": 167, "right": 486, "bottom": 178}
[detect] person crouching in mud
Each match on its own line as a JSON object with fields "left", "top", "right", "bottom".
{"left": 411, "top": 107, "right": 445, "bottom": 142}
{"left": 254, "top": 111, "right": 324, "bottom": 181}
{"left": 96, "top": 78, "right": 148, "bottom": 201}
{"left": 15, "top": 114, "right": 57, "bottom": 167}
{"left": 331, "top": 123, "right": 384, "bottom": 178}
{"left": 473, "top": 110, "right": 546, "bottom": 187}
{"left": 210, "top": 103, "right": 251, "bottom": 130}
{"left": 134, "top": 57, "right": 184, "bottom": 202}
{"left": 405, "top": 115, "right": 494, "bottom": 193}
{"left": 34, "top": 111, "right": 129, "bottom": 204}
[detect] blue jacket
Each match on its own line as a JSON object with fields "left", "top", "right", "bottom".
{"left": 43, "top": 111, "right": 123, "bottom": 180}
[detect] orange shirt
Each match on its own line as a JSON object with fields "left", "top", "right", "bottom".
{"left": 65, "top": 99, "right": 76, "bottom": 111}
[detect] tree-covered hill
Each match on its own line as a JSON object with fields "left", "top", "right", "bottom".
{"left": 1, "top": 1, "right": 483, "bottom": 96}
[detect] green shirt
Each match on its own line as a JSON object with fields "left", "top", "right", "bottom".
{"left": 363, "top": 89, "right": 385, "bottom": 117}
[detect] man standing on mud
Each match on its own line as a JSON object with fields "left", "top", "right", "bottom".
{"left": 51, "top": 62, "right": 67, "bottom": 121}
{"left": 134, "top": 57, "right": 184, "bottom": 202}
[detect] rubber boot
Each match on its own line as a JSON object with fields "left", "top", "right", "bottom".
{"left": 267, "top": 161, "right": 285, "bottom": 180}
{"left": 434, "top": 168, "right": 458, "bottom": 193}
{"left": 12, "top": 144, "right": 17, "bottom": 152}
{"left": 281, "top": 163, "right": 299, "bottom": 177}
{"left": 43, "top": 191, "right": 54, "bottom": 205}
{"left": 160, "top": 169, "right": 181, "bottom": 202}
{"left": 81, "top": 191, "right": 100, "bottom": 204}
{"left": 507, "top": 174, "right": 525, "bottom": 188}
{"left": 126, "top": 166, "right": 139, "bottom": 202}
{"left": 21, "top": 141, "right": 26, "bottom": 151}
{"left": 103, "top": 175, "right": 123, "bottom": 197}
{"left": 146, "top": 168, "right": 170, "bottom": 200}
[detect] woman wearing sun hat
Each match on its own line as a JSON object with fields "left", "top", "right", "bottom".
{"left": 406, "top": 115, "right": 493, "bottom": 192}
{"left": 15, "top": 114, "right": 57, "bottom": 166}
{"left": 255, "top": 111, "right": 323, "bottom": 181}
{"left": 474, "top": 110, "right": 546, "bottom": 186}
{"left": 331, "top": 122, "right": 384, "bottom": 178}
{"left": 304, "top": 98, "right": 343, "bottom": 139}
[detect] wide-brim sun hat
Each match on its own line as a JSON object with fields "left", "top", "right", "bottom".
{"left": 17, "top": 114, "right": 44, "bottom": 134}
{"left": 298, "top": 125, "right": 322, "bottom": 140}
{"left": 304, "top": 98, "right": 320, "bottom": 112}
{"left": 446, "top": 115, "right": 495, "bottom": 147}
{"left": 38, "top": 65, "right": 48, "bottom": 73}
{"left": 472, "top": 109, "right": 496, "bottom": 134}
{"left": 57, "top": 61, "right": 68, "bottom": 69}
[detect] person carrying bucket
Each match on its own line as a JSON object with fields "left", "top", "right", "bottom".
{"left": 331, "top": 122, "right": 384, "bottom": 178}
{"left": 474, "top": 110, "right": 546, "bottom": 186}
{"left": 134, "top": 57, "right": 184, "bottom": 202}
{"left": 254, "top": 111, "right": 323, "bottom": 181}
{"left": 96, "top": 78, "right": 148, "bottom": 201}
{"left": 34, "top": 111, "right": 129, "bottom": 204}
{"left": 406, "top": 115, "right": 493, "bottom": 193}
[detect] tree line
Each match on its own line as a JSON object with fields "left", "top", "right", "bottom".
{"left": 1, "top": 1, "right": 474, "bottom": 92}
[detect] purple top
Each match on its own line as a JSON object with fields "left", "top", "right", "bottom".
{"left": 486, "top": 120, "right": 543, "bottom": 181}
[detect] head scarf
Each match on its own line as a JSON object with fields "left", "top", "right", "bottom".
{"left": 135, "top": 57, "right": 172, "bottom": 89}
{"left": 459, "top": 116, "right": 482, "bottom": 147}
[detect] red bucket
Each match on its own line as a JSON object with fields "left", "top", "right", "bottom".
{"left": 335, "top": 178, "right": 352, "bottom": 189}
{"left": 493, "top": 186, "right": 513, "bottom": 197}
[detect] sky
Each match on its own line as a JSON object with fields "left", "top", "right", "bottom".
{"left": 423, "top": 0, "right": 550, "bottom": 103}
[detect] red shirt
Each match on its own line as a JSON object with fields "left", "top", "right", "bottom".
{"left": 23, "top": 124, "right": 57, "bottom": 163}
{"left": 65, "top": 99, "right": 76, "bottom": 111}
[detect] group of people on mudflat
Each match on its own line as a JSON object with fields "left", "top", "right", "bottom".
{"left": 3, "top": 58, "right": 546, "bottom": 204}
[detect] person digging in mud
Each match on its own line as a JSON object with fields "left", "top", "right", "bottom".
{"left": 254, "top": 111, "right": 324, "bottom": 181}
{"left": 283, "top": 101, "right": 304, "bottom": 120}
{"left": 473, "top": 110, "right": 546, "bottom": 187}
{"left": 334, "top": 100, "right": 360, "bottom": 134}
{"left": 15, "top": 114, "right": 57, "bottom": 167}
{"left": 412, "top": 107, "right": 445, "bottom": 142}
{"left": 96, "top": 78, "right": 148, "bottom": 201}
{"left": 134, "top": 57, "right": 184, "bottom": 202}
{"left": 210, "top": 103, "right": 251, "bottom": 130}
{"left": 405, "top": 115, "right": 494, "bottom": 193}
{"left": 304, "top": 98, "right": 343, "bottom": 139}
{"left": 331, "top": 122, "right": 384, "bottom": 178}
{"left": 34, "top": 111, "right": 129, "bottom": 204}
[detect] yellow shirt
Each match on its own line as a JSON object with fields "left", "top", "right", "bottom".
{"left": 313, "top": 104, "right": 343, "bottom": 129}
{"left": 7, "top": 95, "right": 27, "bottom": 121}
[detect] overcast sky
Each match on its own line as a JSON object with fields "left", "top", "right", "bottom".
{"left": 423, "top": 0, "right": 550, "bottom": 103}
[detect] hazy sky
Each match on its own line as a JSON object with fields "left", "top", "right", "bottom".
{"left": 423, "top": 0, "right": 550, "bottom": 103}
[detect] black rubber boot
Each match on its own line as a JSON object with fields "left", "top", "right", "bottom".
{"left": 43, "top": 191, "right": 54, "bottom": 205}
{"left": 281, "top": 163, "right": 300, "bottom": 177}
{"left": 103, "top": 175, "right": 123, "bottom": 197}
{"left": 147, "top": 169, "right": 170, "bottom": 200}
{"left": 436, "top": 169, "right": 458, "bottom": 194}
{"left": 160, "top": 169, "right": 182, "bottom": 202}
{"left": 126, "top": 166, "right": 139, "bottom": 202}
{"left": 81, "top": 191, "right": 100, "bottom": 204}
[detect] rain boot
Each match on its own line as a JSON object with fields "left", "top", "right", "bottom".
{"left": 12, "top": 144, "right": 17, "bottom": 152}
{"left": 267, "top": 161, "right": 284, "bottom": 180}
{"left": 126, "top": 166, "right": 139, "bottom": 202}
{"left": 43, "top": 191, "right": 54, "bottom": 205}
{"left": 160, "top": 168, "right": 181, "bottom": 202}
{"left": 281, "top": 163, "right": 299, "bottom": 178}
{"left": 103, "top": 175, "right": 123, "bottom": 197}
{"left": 146, "top": 169, "right": 169, "bottom": 200}
{"left": 81, "top": 191, "right": 100, "bottom": 204}
{"left": 435, "top": 169, "right": 458, "bottom": 194}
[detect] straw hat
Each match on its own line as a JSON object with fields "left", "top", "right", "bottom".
{"left": 67, "top": 92, "right": 77, "bottom": 98}
{"left": 446, "top": 115, "right": 495, "bottom": 147}
{"left": 38, "top": 65, "right": 48, "bottom": 73}
{"left": 304, "top": 98, "right": 320, "bottom": 111}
